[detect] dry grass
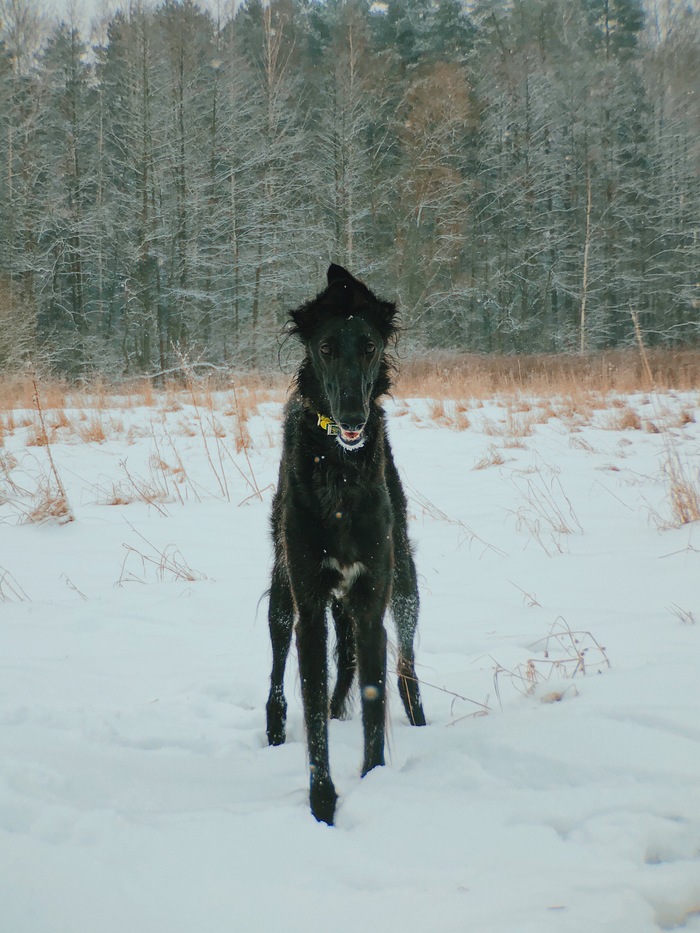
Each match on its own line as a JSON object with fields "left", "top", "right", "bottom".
{"left": 602, "top": 404, "right": 642, "bottom": 431}
{"left": 403, "top": 477, "right": 506, "bottom": 557}
{"left": 0, "top": 565, "right": 30, "bottom": 602}
{"left": 77, "top": 414, "right": 108, "bottom": 443}
{"left": 630, "top": 315, "right": 700, "bottom": 527}
{"left": 2, "top": 454, "right": 75, "bottom": 525}
{"left": 111, "top": 460, "right": 172, "bottom": 515}
{"left": 669, "top": 603, "right": 696, "bottom": 626}
{"left": 0, "top": 351, "right": 695, "bottom": 419}
{"left": 416, "top": 398, "right": 471, "bottom": 430}
{"left": 0, "top": 354, "right": 696, "bottom": 525}
{"left": 662, "top": 457, "right": 700, "bottom": 527}
{"left": 569, "top": 436, "right": 596, "bottom": 453}
{"left": 501, "top": 437, "right": 528, "bottom": 450}
{"left": 25, "top": 422, "right": 51, "bottom": 446}
{"left": 117, "top": 523, "right": 207, "bottom": 585}
{"left": 482, "top": 409, "right": 539, "bottom": 438}
{"left": 428, "top": 398, "right": 448, "bottom": 422}
{"left": 0, "top": 371, "right": 288, "bottom": 417}
{"left": 24, "top": 475, "right": 75, "bottom": 524}
{"left": 0, "top": 374, "right": 73, "bottom": 411}
{"left": 177, "top": 417, "right": 197, "bottom": 437}
{"left": 671, "top": 408, "right": 695, "bottom": 428}
{"left": 394, "top": 348, "right": 700, "bottom": 399}
{"left": 26, "top": 375, "right": 74, "bottom": 524}
{"left": 493, "top": 617, "right": 611, "bottom": 706}
{"left": 49, "top": 409, "right": 72, "bottom": 431}
{"left": 226, "top": 384, "right": 254, "bottom": 453}
{"left": 510, "top": 473, "right": 583, "bottom": 556}
{"left": 473, "top": 446, "right": 506, "bottom": 470}
{"left": 1, "top": 411, "right": 16, "bottom": 437}
{"left": 161, "top": 390, "right": 184, "bottom": 412}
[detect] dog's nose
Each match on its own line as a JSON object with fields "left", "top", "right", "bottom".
{"left": 339, "top": 419, "right": 365, "bottom": 434}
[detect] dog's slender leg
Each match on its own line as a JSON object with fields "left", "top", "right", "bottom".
{"left": 266, "top": 562, "right": 294, "bottom": 746}
{"left": 296, "top": 608, "right": 337, "bottom": 825}
{"left": 384, "top": 446, "right": 426, "bottom": 726}
{"left": 357, "top": 620, "right": 388, "bottom": 776}
{"left": 330, "top": 599, "right": 356, "bottom": 720}
{"left": 351, "top": 576, "right": 389, "bottom": 777}
{"left": 392, "top": 538, "right": 427, "bottom": 727}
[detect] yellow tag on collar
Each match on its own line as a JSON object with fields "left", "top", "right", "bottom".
{"left": 317, "top": 413, "right": 340, "bottom": 436}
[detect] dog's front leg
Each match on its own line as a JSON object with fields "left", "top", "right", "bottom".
{"left": 295, "top": 606, "right": 337, "bottom": 825}
{"left": 351, "top": 574, "right": 390, "bottom": 777}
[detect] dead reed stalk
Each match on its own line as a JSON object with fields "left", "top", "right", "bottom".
{"left": 29, "top": 373, "right": 74, "bottom": 524}
{"left": 226, "top": 382, "right": 265, "bottom": 503}
{"left": 0, "top": 565, "right": 30, "bottom": 602}
{"left": 493, "top": 617, "right": 610, "bottom": 707}
{"left": 183, "top": 368, "right": 229, "bottom": 501}
{"left": 403, "top": 477, "right": 507, "bottom": 558}
{"left": 117, "top": 522, "right": 207, "bottom": 586}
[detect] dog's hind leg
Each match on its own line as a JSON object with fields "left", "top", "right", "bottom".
{"left": 266, "top": 561, "right": 294, "bottom": 746}
{"left": 392, "top": 538, "right": 426, "bottom": 727}
{"left": 330, "top": 599, "right": 356, "bottom": 720}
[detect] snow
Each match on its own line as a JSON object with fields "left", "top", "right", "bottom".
{"left": 1, "top": 389, "right": 700, "bottom": 932}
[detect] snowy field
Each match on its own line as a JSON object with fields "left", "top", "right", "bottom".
{"left": 1, "top": 385, "right": 699, "bottom": 932}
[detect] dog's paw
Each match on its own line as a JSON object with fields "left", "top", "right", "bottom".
{"left": 310, "top": 777, "right": 338, "bottom": 826}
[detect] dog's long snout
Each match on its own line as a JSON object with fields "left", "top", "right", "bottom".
{"left": 338, "top": 416, "right": 366, "bottom": 433}
{"left": 334, "top": 387, "right": 368, "bottom": 433}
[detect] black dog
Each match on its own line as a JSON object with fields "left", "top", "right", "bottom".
{"left": 265, "top": 263, "right": 425, "bottom": 825}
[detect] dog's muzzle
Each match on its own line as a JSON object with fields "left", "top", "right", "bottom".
{"left": 317, "top": 412, "right": 366, "bottom": 451}
{"left": 338, "top": 426, "right": 365, "bottom": 450}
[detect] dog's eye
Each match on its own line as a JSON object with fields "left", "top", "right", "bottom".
{"left": 365, "top": 342, "right": 376, "bottom": 355}
{"left": 319, "top": 343, "right": 332, "bottom": 356}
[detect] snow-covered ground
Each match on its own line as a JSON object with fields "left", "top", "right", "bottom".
{"left": 1, "top": 387, "right": 699, "bottom": 932}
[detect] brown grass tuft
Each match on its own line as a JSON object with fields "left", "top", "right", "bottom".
{"left": 24, "top": 474, "right": 74, "bottom": 525}
{"left": 674, "top": 408, "right": 695, "bottom": 428}
{"left": 49, "top": 409, "right": 72, "bottom": 431}
{"left": 474, "top": 446, "right": 506, "bottom": 470}
{"left": 603, "top": 404, "right": 642, "bottom": 431}
{"left": 631, "top": 311, "right": 700, "bottom": 527}
{"left": 663, "top": 458, "right": 700, "bottom": 526}
{"left": 77, "top": 414, "right": 107, "bottom": 443}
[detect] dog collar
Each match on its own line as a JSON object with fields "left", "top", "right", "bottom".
{"left": 317, "top": 412, "right": 340, "bottom": 436}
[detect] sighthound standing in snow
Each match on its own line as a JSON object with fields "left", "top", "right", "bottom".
{"left": 265, "top": 263, "right": 426, "bottom": 825}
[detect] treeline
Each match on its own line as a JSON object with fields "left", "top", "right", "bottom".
{"left": 0, "top": 0, "right": 698, "bottom": 377}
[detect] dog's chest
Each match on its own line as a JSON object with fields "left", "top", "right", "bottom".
{"left": 307, "top": 452, "right": 392, "bottom": 575}
{"left": 321, "top": 556, "right": 366, "bottom": 598}
{"left": 313, "top": 463, "right": 367, "bottom": 518}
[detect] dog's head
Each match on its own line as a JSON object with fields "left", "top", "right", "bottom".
{"left": 290, "top": 265, "right": 398, "bottom": 450}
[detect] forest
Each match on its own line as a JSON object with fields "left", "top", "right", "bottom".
{"left": 0, "top": 0, "right": 698, "bottom": 377}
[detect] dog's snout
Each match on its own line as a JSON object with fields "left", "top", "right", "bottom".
{"left": 335, "top": 392, "right": 367, "bottom": 434}
{"left": 339, "top": 418, "right": 366, "bottom": 434}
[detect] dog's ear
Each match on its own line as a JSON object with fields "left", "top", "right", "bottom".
{"left": 327, "top": 263, "right": 352, "bottom": 286}
{"left": 370, "top": 299, "right": 399, "bottom": 342}
{"left": 289, "top": 267, "right": 352, "bottom": 341}
{"left": 290, "top": 267, "right": 399, "bottom": 344}
{"left": 288, "top": 301, "right": 319, "bottom": 342}
{"left": 327, "top": 264, "right": 399, "bottom": 342}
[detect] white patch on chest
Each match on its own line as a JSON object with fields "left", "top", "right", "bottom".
{"left": 322, "top": 557, "right": 366, "bottom": 598}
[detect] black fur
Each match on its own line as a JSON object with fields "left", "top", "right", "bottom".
{"left": 266, "top": 263, "right": 425, "bottom": 826}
